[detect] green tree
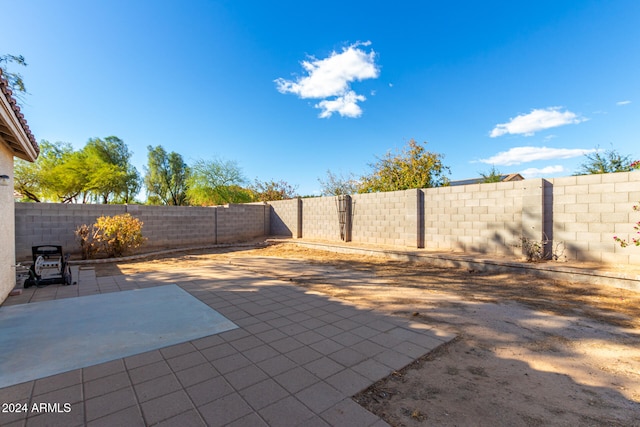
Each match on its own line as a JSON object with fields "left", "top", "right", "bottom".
{"left": 318, "top": 170, "right": 360, "bottom": 196}
{"left": 81, "top": 136, "right": 141, "bottom": 203}
{"left": 14, "top": 155, "right": 45, "bottom": 202}
{"left": 251, "top": 179, "right": 298, "bottom": 201}
{"left": 144, "top": 145, "right": 190, "bottom": 205}
{"left": 359, "top": 139, "right": 449, "bottom": 193}
{"left": 14, "top": 138, "right": 140, "bottom": 203}
{"left": 0, "top": 54, "right": 28, "bottom": 100}
{"left": 186, "top": 158, "right": 249, "bottom": 205}
{"left": 574, "top": 147, "right": 633, "bottom": 175}
{"left": 50, "top": 148, "right": 92, "bottom": 203}
{"left": 480, "top": 165, "right": 502, "bottom": 183}
{"left": 14, "top": 140, "right": 83, "bottom": 203}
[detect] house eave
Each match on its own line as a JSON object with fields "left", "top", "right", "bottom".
{"left": 0, "top": 70, "right": 39, "bottom": 162}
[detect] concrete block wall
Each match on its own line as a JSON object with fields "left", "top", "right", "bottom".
{"left": 15, "top": 203, "right": 268, "bottom": 260}
{"left": 422, "top": 180, "right": 527, "bottom": 255}
{"left": 548, "top": 171, "right": 640, "bottom": 264}
{"left": 269, "top": 199, "right": 301, "bottom": 237}
{"left": 521, "top": 179, "right": 545, "bottom": 243}
{"left": 216, "top": 203, "right": 269, "bottom": 243}
{"left": 126, "top": 204, "right": 217, "bottom": 248}
{"left": 258, "top": 202, "right": 272, "bottom": 237}
{"left": 301, "top": 196, "right": 341, "bottom": 241}
{"left": 13, "top": 171, "right": 640, "bottom": 266}
{"left": 15, "top": 203, "right": 127, "bottom": 260}
{"left": 351, "top": 190, "right": 420, "bottom": 247}
{"left": 268, "top": 190, "right": 422, "bottom": 248}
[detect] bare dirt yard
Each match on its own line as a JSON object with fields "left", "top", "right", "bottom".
{"left": 95, "top": 242, "right": 640, "bottom": 426}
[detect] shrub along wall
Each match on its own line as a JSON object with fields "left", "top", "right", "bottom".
{"left": 15, "top": 203, "right": 269, "bottom": 260}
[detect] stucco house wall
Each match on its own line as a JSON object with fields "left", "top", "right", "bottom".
{"left": 0, "top": 142, "right": 15, "bottom": 302}
{"left": 0, "top": 69, "right": 39, "bottom": 304}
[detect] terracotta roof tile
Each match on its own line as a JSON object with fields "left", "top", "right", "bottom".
{"left": 0, "top": 68, "right": 39, "bottom": 156}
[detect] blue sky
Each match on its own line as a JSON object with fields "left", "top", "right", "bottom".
{"left": 3, "top": 0, "right": 639, "bottom": 197}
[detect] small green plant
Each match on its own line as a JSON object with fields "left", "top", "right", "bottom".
{"left": 76, "top": 213, "right": 146, "bottom": 259}
{"left": 614, "top": 202, "right": 640, "bottom": 248}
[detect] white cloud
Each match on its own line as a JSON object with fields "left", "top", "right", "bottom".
{"left": 490, "top": 107, "right": 587, "bottom": 137}
{"left": 315, "top": 91, "right": 366, "bottom": 118}
{"left": 616, "top": 100, "right": 632, "bottom": 106}
{"left": 479, "top": 146, "right": 596, "bottom": 166}
{"left": 519, "top": 165, "right": 564, "bottom": 178}
{"left": 275, "top": 41, "right": 380, "bottom": 118}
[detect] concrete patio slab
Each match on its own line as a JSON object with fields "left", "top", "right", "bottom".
{"left": 0, "top": 285, "right": 237, "bottom": 389}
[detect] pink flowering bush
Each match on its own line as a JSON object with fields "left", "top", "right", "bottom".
{"left": 614, "top": 202, "right": 640, "bottom": 247}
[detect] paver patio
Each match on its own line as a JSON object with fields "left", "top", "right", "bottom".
{"left": 0, "top": 261, "right": 453, "bottom": 426}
